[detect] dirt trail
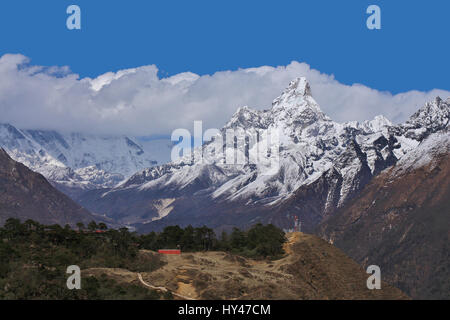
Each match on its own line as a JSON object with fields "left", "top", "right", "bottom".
{"left": 283, "top": 232, "right": 302, "bottom": 254}
{"left": 137, "top": 273, "right": 195, "bottom": 300}
{"left": 85, "top": 232, "right": 409, "bottom": 300}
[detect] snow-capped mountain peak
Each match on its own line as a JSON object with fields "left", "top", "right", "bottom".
{"left": 225, "top": 106, "right": 267, "bottom": 130}
{"left": 391, "top": 96, "right": 449, "bottom": 142}
{"left": 390, "top": 130, "right": 450, "bottom": 178}
{"left": 225, "top": 78, "right": 326, "bottom": 132}
{"left": 269, "top": 77, "right": 330, "bottom": 134}
{"left": 4, "top": 76, "right": 448, "bottom": 233}
{"left": 0, "top": 123, "right": 173, "bottom": 197}
{"left": 272, "top": 77, "right": 312, "bottom": 105}
{"left": 272, "top": 77, "right": 322, "bottom": 114}
{"left": 83, "top": 77, "right": 414, "bottom": 227}
{"left": 348, "top": 115, "right": 393, "bottom": 133}
{"left": 409, "top": 96, "right": 449, "bottom": 126}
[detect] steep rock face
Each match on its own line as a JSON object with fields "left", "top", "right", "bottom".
{"left": 270, "top": 135, "right": 396, "bottom": 232}
{"left": 390, "top": 97, "right": 449, "bottom": 142}
{"left": 78, "top": 78, "right": 421, "bottom": 229}
{"left": 317, "top": 131, "right": 450, "bottom": 299}
{"left": 0, "top": 148, "right": 96, "bottom": 226}
{"left": 269, "top": 97, "right": 449, "bottom": 232}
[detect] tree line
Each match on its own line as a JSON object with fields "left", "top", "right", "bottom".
{"left": 139, "top": 223, "right": 287, "bottom": 258}
{"left": 0, "top": 218, "right": 286, "bottom": 299}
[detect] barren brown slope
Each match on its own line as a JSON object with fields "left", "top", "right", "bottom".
{"left": 85, "top": 233, "right": 408, "bottom": 300}
{"left": 317, "top": 133, "right": 450, "bottom": 299}
{"left": 0, "top": 148, "right": 96, "bottom": 226}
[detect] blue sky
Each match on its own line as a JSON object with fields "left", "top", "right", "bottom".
{"left": 0, "top": 0, "right": 449, "bottom": 136}
{"left": 0, "top": 0, "right": 448, "bottom": 93}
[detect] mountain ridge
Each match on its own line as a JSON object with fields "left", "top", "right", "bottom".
{"left": 0, "top": 147, "right": 96, "bottom": 226}
{"left": 0, "top": 124, "right": 173, "bottom": 198}
{"left": 316, "top": 130, "right": 450, "bottom": 299}
{"left": 75, "top": 78, "right": 449, "bottom": 231}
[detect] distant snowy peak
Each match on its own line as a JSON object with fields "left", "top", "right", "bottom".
{"left": 19, "top": 129, "right": 155, "bottom": 177}
{"left": 76, "top": 78, "right": 450, "bottom": 230}
{"left": 225, "top": 78, "right": 331, "bottom": 136}
{"left": 225, "top": 106, "right": 268, "bottom": 130}
{"left": 0, "top": 123, "right": 171, "bottom": 195}
{"left": 386, "top": 96, "right": 449, "bottom": 159}
{"left": 272, "top": 77, "right": 312, "bottom": 106}
{"left": 365, "top": 115, "right": 393, "bottom": 132}
{"left": 271, "top": 77, "right": 330, "bottom": 125}
{"left": 346, "top": 115, "right": 393, "bottom": 134}
{"left": 389, "top": 130, "right": 450, "bottom": 178}
{"left": 393, "top": 96, "right": 449, "bottom": 141}
{"left": 409, "top": 96, "right": 449, "bottom": 127}
{"left": 118, "top": 78, "right": 401, "bottom": 205}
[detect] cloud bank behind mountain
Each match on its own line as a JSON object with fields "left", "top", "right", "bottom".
{"left": 0, "top": 53, "right": 448, "bottom": 136}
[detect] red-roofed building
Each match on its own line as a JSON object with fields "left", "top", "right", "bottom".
{"left": 158, "top": 249, "right": 181, "bottom": 255}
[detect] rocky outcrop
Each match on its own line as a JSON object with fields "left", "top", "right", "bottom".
{"left": 317, "top": 131, "right": 450, "bottom": 299}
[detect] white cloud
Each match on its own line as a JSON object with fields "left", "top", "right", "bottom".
{"left": 0, "top": 53, "right": 448, "bottom": 136}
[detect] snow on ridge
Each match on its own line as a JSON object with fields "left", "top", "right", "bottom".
{"left": 3, "top": 77, "right": 448, "bottom": 211}
{"left": 120, "top": 79, "right": 449, "bottom": 214}
{"left": 390, "top": 130, "right": 450, "bottom": 177}
{"left": 0, "top": 123, "right": 172, "bottom": 192}
{"left": 117, "top": 78, "right": 404, "bottom": 206}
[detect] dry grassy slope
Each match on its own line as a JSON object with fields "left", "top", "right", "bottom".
{"left": 85, "top": 233, "right": 408, "bottom": 300}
